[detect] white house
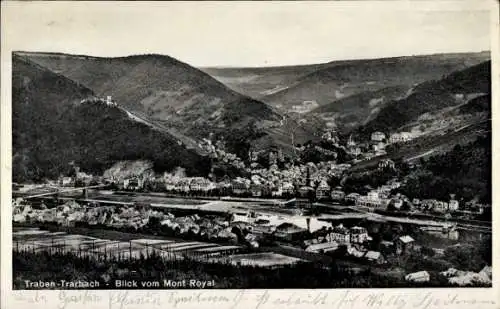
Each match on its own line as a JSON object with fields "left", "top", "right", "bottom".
{"left": 305, "top": 241, "right": 339, "bottom": 254}
{"left": 358, "top": 191, "right": 388, "bottom": 208}
{"left": 315, "top": 180, "right": 331, "bottom": 200}
{"left": 61, "top": 177, "right": 74, "bottom": 187}
{"left": 347, "top": 135, "right": 356, "bottom": 147}
{"left": 364, "top": 251, "right": 384, "bottom": 264}
{"left": 189, "top": 177, "right": 215, "bottom": 192}
{"left": 330, "top": 190, "right": 346, "bottom": 201}
{"left": 345, "top": 193, "right": 361, "bottom": 203}
{"left": 371, "top": 132, "right": 386, "bottom": 142}
{"left": 378, "top": 159, "right": 395, "bottom": 170}
{"left": 405, "top": 271, "right": 430, "bottom": 283}
{"left": 331, "top": 224, "right": 350, "bottom": 244}
{"left": 390, "top": 198, "right": 404, "bottom": 210}
{"left": 281, "top": 182, "right": 295, "bottom": 195}
{"left": 389, "top": 132, "right": 413, "bottom": 144}
{"left": 372, "top": 142, "right": 386, "bottom": 152}
{"left": 433, "top": 201, "right": 449, "bottom": 214}
{"left": 448, "top": 200, "right": 459, "bottom": 212}
{"left": 350, "top": 226, "right": 370, "bottom": 243}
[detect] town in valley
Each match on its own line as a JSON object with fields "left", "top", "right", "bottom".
{"left": 10, "top": 3, "right": 492, "bottom": 289}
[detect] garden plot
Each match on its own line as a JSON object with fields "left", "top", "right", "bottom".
{"left": 167, "top": 243, "right": 219, "bottom": 252}
{"left": 130, "top": 239, "right": 174, "bottom": 246}
{"left": 154, "top": 241, "right": 205, "bottom": 250}
{"left": 113, "top": 248, "right": 152, "bottom": 260}
{"left": 76, "top": 240, "right": 118, "bottom": 252}
{"left": 88, "top": 241, "right": 131, "bottom": 254}
{"left": 193, "top": 245, "right": 241, "bottom": 255}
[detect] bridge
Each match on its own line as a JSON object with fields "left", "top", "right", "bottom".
{"left": 17, "top": 184, "right": 108, "bottom": 199}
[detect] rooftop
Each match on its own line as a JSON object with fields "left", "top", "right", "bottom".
{"left": 398, "top": 235, "right": 415, "bottom": 243}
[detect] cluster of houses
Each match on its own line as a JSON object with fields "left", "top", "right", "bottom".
{"left": 13, "top": 194, "right": 428, "bottom": 269}
{"left": 371, "top": 131, "right": 416, "bottom": 145}
{"left": 58, "top": 166, "right": 99, "bottom": 187}
{"left": 337, "top": 130, "right": 417, "bottom": 162}
{"left": 12, "top": 198, "right": 241, "bottom": 243}
{"left": 340, "top": 178, "right": 469, "bottom": 216}
{"left": 80, "top": 95, "right": 117, "bottom": 107}
{"left": 52, "top": 161, "right": 478, "bottom": 219}
{"left": 13, "top": 199, "right": 151, "bottom": 230}
{"left": 164, "top": 176, "right": 216, "bottom": 193}
{"left": 198, "top": 138, "right": 246, "bottom": 170}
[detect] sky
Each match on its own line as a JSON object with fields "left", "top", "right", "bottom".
{"left": 1, "top": 1, "right": 493, "bottom": 67}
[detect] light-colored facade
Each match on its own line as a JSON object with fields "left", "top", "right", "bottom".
{"left": 448, "top": 200, "right": 459, "bottom": 212}
{"left": 331, "top": 225, "right": 350, "bottom": 244}
{"left": 350, "top": 226, "right": 370, "bottom": 243}
{"left": 330, "top": 190, "right": 345, "bottom": 201}
{"left": 389, "top": 132, "right": 413, "bottom": 144}
{"left": 315, "top": 180, "right": 331, "bottom": 200}
{"left": 371, "top": 132, "right": 386, "bottom": 142}
{"left": 378, "top": 159, "right": 395, "bottom": 170}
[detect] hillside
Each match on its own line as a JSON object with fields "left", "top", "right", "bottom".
{"left": 12, "top": 55, "right": 210, "bottom": 182}
{"left": 200, "top": 63, "right": 327, "bottom": 99}
{"left": 459, "top": 94, "right": 491, "bottom": 114}
{"left": 16, "top": 51, "right": 319, "bottom": 156}
{"left": 309, "top": 85, "right": 410, "bottom": 132}
{"left": 398, "top": 134, "right": 491, "bottom": 204}
{"left": 258, "top": 52, "right": 490, "bottom": 112}
{"left": 359, "top": 61, "right": 491, "bottom": 136}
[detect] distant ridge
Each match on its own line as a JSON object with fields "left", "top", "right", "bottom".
{"left": 201, "top": 51, "right": 490, "bottom": 70}
{"left": 201, "top": 51, "right": 490, "bottom": 113}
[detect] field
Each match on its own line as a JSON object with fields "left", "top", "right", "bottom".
{"left": 13, "top": 227, "right": 308, "bottom": 269}
{"left": 13, "top": 227, "right": 243, "bottom": 262}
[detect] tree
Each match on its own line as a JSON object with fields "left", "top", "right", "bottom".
{"left": 387, "top": 203, "right": 396, "bottom": 212}
{"left": 401, "top": 201, "right": 411, "bottom": 212}
{"left": 420, "top": 246, "right": 435, "bottom": 257}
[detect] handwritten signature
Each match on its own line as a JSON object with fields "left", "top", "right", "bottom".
{"left": 8, "top": 290, "right": 496, "bottom": 309}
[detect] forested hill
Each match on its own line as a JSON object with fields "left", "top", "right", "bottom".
{"left": 398, "top": 134, "right": 491, "bottom": 205}
{"left": 359, "top": 61, "right": 491, "bottom": 135}
{"left": 12, "top": 55, "right": 210, "bottom": 182}
{"left": 16, "top": 51, "right": 320, "bottom": 158}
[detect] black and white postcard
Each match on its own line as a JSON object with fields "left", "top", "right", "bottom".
{"left": 1, "top": 1, "right": 498, "bottom": 308}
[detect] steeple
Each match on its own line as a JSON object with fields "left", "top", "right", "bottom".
{"left": 347, "top": 134, "right": 356, "bottom": 147}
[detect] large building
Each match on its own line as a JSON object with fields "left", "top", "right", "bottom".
{"left": 315, "top": 180, "right": 331, "bottom": 200}
{"left": 389, "top": 132, "right": 413, "bottom": 144}
{"left": 357, "top": 191, "right": 388, "bottom": 208}
{"left": 371, "top": 132, "right": 386, "bottom": 142}
{"left": 330, "top": 189, "right": 345, "bottom": 201}
{"left": 350, "top": 226, "right": 370, "bottom": 244}
{"left": 330, "top": 224, "right": 350, "bottom": 244}
{"left": 190, "top": 177, "right": 216, "bottom": 192}
{"left": 378, "top": 159, "right": 395, "bottom": 170}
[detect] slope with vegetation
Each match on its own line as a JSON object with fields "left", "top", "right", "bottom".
{"left": 398, "top": 134, "right": 491, "bottom": 205}
{"left": 259, "top": 52, "right": 490, "bottom": 111}
{"left": 17, "top": 51, "right": 319, "bottom": 157}
{"left": 359, "top": 61, "right": 491, "bottom": 136}
{"left": 12, "top": 55, "right": 210, "bottom": 182}
{"left": 309, "top": 85, "right": 410, "bottom": 132}
{"left": 200, "top": 63, "right": 327, "bottom": 99}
